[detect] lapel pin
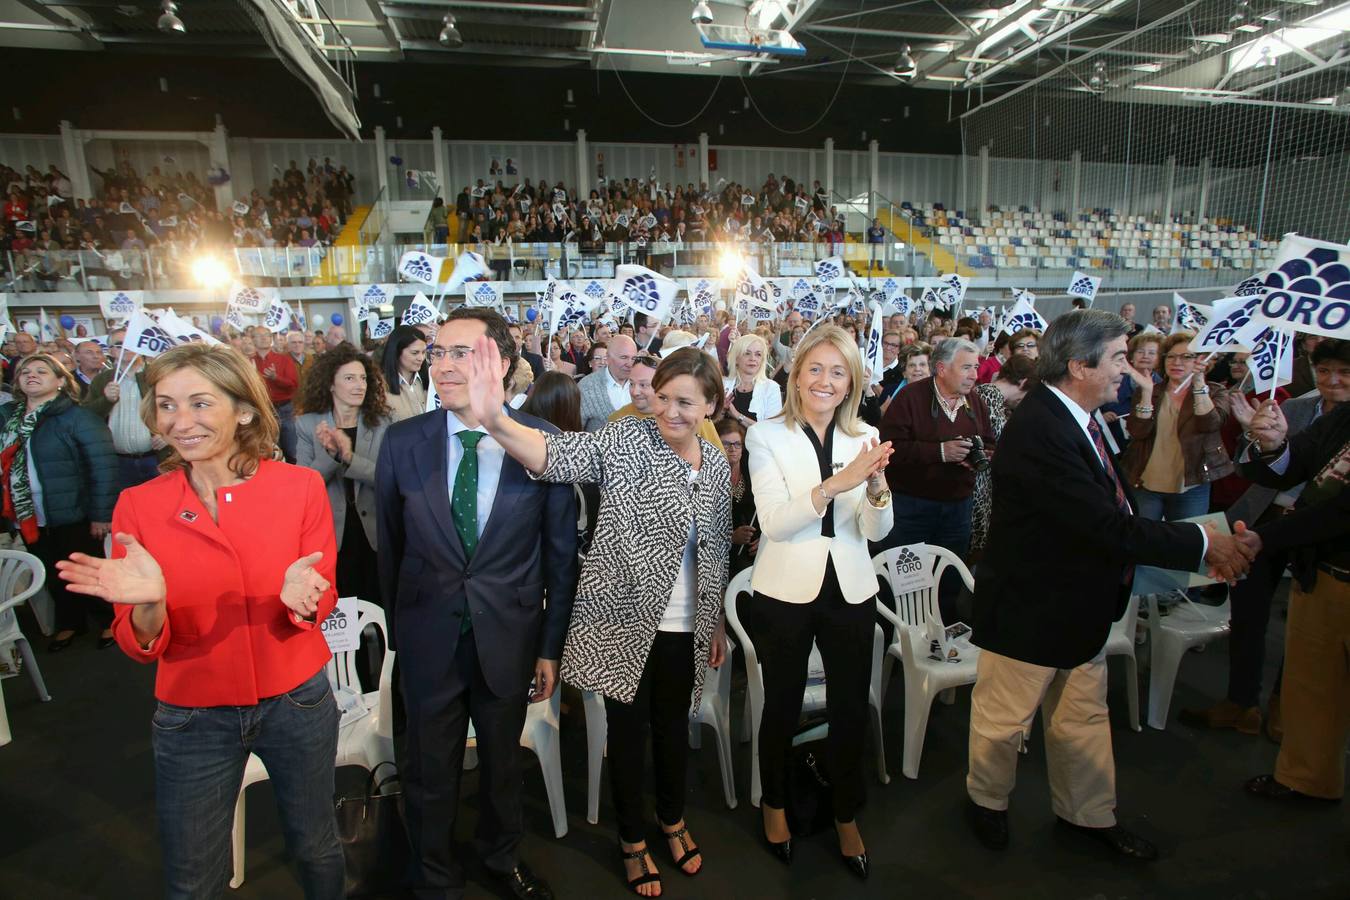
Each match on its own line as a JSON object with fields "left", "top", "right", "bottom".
{"left": 180, "top": 510, "right": 198, "bottom": 522}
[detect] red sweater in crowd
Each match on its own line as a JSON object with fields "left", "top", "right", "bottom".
{"left": 880, "top": 375, "right": 996, "bottom": 501}
{"left": 253, "top": 349, "right": 299, "bottom": 406}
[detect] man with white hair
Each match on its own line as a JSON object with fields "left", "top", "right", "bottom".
{"left": 578, "top": 333, "right": 637, "bottom": 431}
{"left": 324, "top": 324, "right": 347, "bottom": 351}
{"left": 878, "top": 337, "right": 995, "bottom": 620}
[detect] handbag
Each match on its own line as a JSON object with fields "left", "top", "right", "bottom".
{"left": 784, "top": 717, "right": 835, "bottom": 837}
{"left": 334, "top": 761, "right": 410, "bottom": 897}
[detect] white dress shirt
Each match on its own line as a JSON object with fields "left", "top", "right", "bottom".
{"left": 600, "top": 366, "right": 630, "bottom": 412}
{"left": 445, "top": 408, "right": 506, "bottom": 540}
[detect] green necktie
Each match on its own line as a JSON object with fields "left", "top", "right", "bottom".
{"left": 451, "top": 430, "right": 483, "bottom": 632}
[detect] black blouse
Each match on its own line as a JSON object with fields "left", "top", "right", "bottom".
{"left": 801, "top": 422, "right": 836, "bottom": 538}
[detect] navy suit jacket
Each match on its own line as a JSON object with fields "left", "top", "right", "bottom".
{"left": 376, "top": 407, "right": 578, "bottom": 698}
{"left": 972, "top": 384, "right": 1204, "bottom": 668}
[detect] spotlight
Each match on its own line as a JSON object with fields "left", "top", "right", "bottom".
{"left": 691, "top": 0, "right": 713, "bottom": 25}
{"left": 191, "top": 255, "right": 230, "bottom": 290}
{"left": 893, "top": 43, "right": 917, "bottom": 80}
{"left": 1088, "top": 60, "right": 1106, "bottom": 89}
{"left": 439, "top": 14, "right": 462, "bottom": 48}
{"left": 157, "top": 0, "right": 184, "bottom": 34}
{"left": 716, "top": 249, "right": 743, "bottom": 281}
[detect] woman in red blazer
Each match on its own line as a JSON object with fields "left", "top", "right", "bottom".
{"left": 58, "top": 343, "right": 343, "bottom": 900}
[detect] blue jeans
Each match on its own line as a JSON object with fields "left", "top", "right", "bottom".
{"left": 874, "top": 493, "right": 974, "bottom": 623}
{"left": 151, "top": 668, "right": 343, "bottom": 899}
{"left": 1134, "top": 483, "right": 1211, "bottom": 523}
{"left": 276, "top": 400, "right": 297, "bottom": 464}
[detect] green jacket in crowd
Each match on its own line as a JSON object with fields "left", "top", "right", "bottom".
{"left": 0, "top": 393, "right": 118, "bottom": 527}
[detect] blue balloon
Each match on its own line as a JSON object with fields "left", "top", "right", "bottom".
{"left": 331, "top": 312, "right": 344, "bottom": 326}
{"left": 210, "top": 315, "right": 224, "bottom": 333}
{"left": 525, "top": 307, "right": 538, "bottom": 322}
{"left": 59, "top": 314, "right": 76, "bottom": 329}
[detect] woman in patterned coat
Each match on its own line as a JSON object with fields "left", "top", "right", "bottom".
{"left": 464, "top": 342, "right": 731, "bottom": 898}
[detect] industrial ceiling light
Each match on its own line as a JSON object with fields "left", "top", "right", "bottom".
{"left": 1088, "top": 59, "right": 1105, "bottom": 88}
{"left": 1228, "top": 0, "right": 1248, "bottom": 27}
{"left": 691, "top": 1, "right": 713, "bottom": 25}
{"left": 893, "top": 43, "right": 917, "bottom": 80}
{"left": 439, "top": 13, "right": 463, "bottom": 48}
{"left": 157, "top": 0, "right": 184, "bottom": 34}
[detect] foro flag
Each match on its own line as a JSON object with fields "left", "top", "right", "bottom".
{"left": 1250, "top": 234, "right": 1350, "bottom": 341}
{"left": 228, "top": 283, "right": 274, "bottom": 314}
{"left": 1188, "top": 296, "right": 1262, "bottom": 354}
{"left": 814, "top": 257, "right": 845, "bottom": 286}
{"left": 402, "top": 292, "right": 439, "bottom": 326}
{"left": 613, "top": 264, "right": 678, "bottom": 323}
{"left": 444, "top": 251, "right": 488, "bottom": 296}
{"left": 1243, "top": 326, "right": 1294, "bottom": 396}
{"left": 98, "top": 290, "right": 144, "bottom": 321}
{"left": 549, "top": 287, "right": 596, "bottom": 337}
{"left": 1171, "top": 295, "right": 1214, "bottom": 335}
{"left": 1001, "top": 294, "right": 1048, "bottom": 335}
{"left": 1067, "top": 271, "right": 1101, "bottom": 306}
{"left": 263, "top": 294, "right": 293, "bottom": 333}
{"left": 935, "top": 273, "right": 968, "bottom": 310}
{"left": 120, "top": 308, "right": 176, "bottom": 362}
{"left": 353, "top": 284, "right": 396, "bottom": 320}
{"left": 464, "top": 281, "right": 503, "bottom": 309}
{"left": 369, "top": 316, "right": 394, "bottom": 340}
{"left": 733, "top": 265, "right": 774, "bottom": 313}
{"left": 864, "top": 300, "right": 885, "bottom": 385}
{"left": 398, "top": 250, "right": 445, "bottom": 287}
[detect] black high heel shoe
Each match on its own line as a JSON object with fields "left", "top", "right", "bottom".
{"left": 48, "top": 634, "right": 76, "bottom": 652}
{"left": 761, "top": 807, "right": 793, "bottom": 865}
{"left": 841, "top": 851, "right": 870, "bottom": 880}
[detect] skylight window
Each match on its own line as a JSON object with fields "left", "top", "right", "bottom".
{"left": 1227, "top": 2, "right": 1350, "bottom": 72}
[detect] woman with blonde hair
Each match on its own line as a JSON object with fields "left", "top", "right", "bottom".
{"left": 57, "top": 344, "right": 342, "bottom": 898}
{"left": 745, "top": 325, "right": 893, "bottom": 879}
{"left": 724, "top": 332, "right": 783, "bottom": 429}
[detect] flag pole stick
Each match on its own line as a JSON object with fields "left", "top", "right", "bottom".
{"left": 1269, "top": 331, "right": 1286, "bottom": 402}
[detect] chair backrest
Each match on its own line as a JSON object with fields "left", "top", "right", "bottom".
{"left": 0, "top": 549, "right": 45, "bottom": 618}
{"left": 873, "top": 544, "right": 974, "bottom": 632}
{"left": 722, "top": 568, "right": 756, "bottom": 670}
{"left": 326, "top": 600, "right": 395, "bottom": 726}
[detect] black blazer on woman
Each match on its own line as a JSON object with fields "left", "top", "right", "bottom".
{"left": 971, "top": 385, "right": 1205, "bottom": 669}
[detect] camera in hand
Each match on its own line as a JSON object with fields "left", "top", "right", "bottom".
{"left": 966, "top": 436, "right": 990, "bottom": 473}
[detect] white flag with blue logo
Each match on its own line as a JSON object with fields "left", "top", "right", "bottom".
{"left": 445, "top": 251, "right": 488, "bottom": 295}
{"left": 353, "top": 284, "right": 396, "bottom": 321}
{"left": 402, "top": 292, "right": 439, "bottom": 325}
{"left": 613, "top": 264, "right": 678, "bottom": 323}
{"left": 369, "top": 316, "right": 394, "bottom": 340}
{"left": 549, "top": 286, "right": 595, "bottom": 337}
{"left": 228, "top": 283, "right": 274, "bottom": 314}
{"left": 891, "top": 293, "right": 914, "bottom": 318}
{"left": 225, "top": 305, "right": 249, "bottom": 332}
{"left": 787, "top": 276, "right": 815, "bottom": 301}
{"left": 1249, "top": 234, "right": 1350, "bottom": 341}
{"left": 157, "top": 309, "right": 221, "bottom": 346}
{"left": 1242, "top": 325, "right": 1294, "bottom": 396}
{"left": 864, "top": 301, "right": 885, "bottom": 385}
{"left": 685, "top": 277, "right": 719, "bottom": 316}
{"left": 464, "top": 281, "right": 503, "bottom": 309}
{"left": 398, "top": 250, "right": 445, "bottom": 287}
{"left": 578, "top": 278, "right": 612, "bottom": 306}
{"left": 1171, "top": 295, "right": 1214, "bottom": 335}
{"left": 732, "top": 264, "right": 774, "bottom": 314}
{"left": 1000, "top": 294, "right": 1048, "bottom": 335}
{"left": 119, "top": 308, "right": 176, "bottom": 368}
{"left": 1188, "top": 296, "right": 1261, "bottom": 354}
{"left": 263, "top": 293, "right": 293, "bottom": 333}
{"left": 98, "top": 290, "right": 144, "bottom": 321}
{"left": 1067, "top": 271, "right": 1101, "bottom": 306}
{"left": 878, "top": 277, "right": 904, "bottom": 302}
{"left": 936, "top": 273, "right": 968, "bottom": 311}
{"left": 814, "top": 257, "right": 845, "bottom": 287}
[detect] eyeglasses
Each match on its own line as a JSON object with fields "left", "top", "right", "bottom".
{"left": 883, "top": 341, "right": 901, "bottom": 349}
{"left": 1165, "top": 353, "right": 1198, "bottom": 362}
{"left": 634, "top": 354, "right": 661, "bottom": 368}
{"left": 426, "top": 346, "right": 474, "bottom": 363}
{"left": 1012, "top": 342, "right": 1036, "bottom": 351}
{"left": 722, "top": 441, "right": 743, "bottom": 450}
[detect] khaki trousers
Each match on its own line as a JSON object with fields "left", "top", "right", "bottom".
{"left": 967, "top": 648, "right": 1117, "bottom": 827}
{"left": 1276, "top": 574, "right": 1350, "bottom": 800}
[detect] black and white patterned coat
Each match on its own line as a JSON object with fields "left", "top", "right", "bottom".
{"left": 536, "top": 416, "right": 731, "bottom": 708}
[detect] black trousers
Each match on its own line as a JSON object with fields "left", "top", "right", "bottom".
{"left": 27, "top": 521, "right": 110, "bottom": 634}
{"left": 605, "top": 630, "right": 696, "bottom": 844}
{"left": 400, "top": 628, "right": 528, "bottom": 899}
{"left": 755, "top": 561, "right": 875, "bottom": 822}
{"left": 1227, "top": 544, "right": 1288, "bottom": 708}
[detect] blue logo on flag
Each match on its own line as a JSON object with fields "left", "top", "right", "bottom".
{"left": 815, "top": 260, "right": 841, "bottom": 283}
{"left": 402, "top": 255, "right": 434, "bottom": 283}
{"left": 264, "top": 304, "right": 287, "bottom": 329}
{"left": 473, "top": 283, "right": 497, "bottom": 304}
{"left": 583, "top": 280, "right": 606, "bottom": 300}
{"left": 1069, "top": 276, "right": 1097, "bottom": 297}
{"left": 108, "top": 292, "right": 136, "bottom": 314}
{"left": 621, "top": 274, "right": 661, "bottom": 313}
{"left": 362, "top": 285, "right": 387, "bottom": 305}
{"left": 1233, "top": 275, "right": 1267, "bottom": 297}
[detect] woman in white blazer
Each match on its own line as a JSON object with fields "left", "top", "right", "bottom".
{"left": 724, "top": 332, "right": 783, "bottom": 429}
{"left": 745, "top": 325, "right": 894, "bottom": 881}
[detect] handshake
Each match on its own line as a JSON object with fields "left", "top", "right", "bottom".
{"left": 1201, "top": 520, "right": 1262, "bottom": 585}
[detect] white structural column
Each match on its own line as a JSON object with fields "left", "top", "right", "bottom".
{"left": 432, "top": 126, "right": 447, "bottom": 200}
{"left": 374, "top": 126, "right": 389, "bottom": 199}
{"left": 868, "top": 139, "right": 879, "bottom": 218}
{"left": 1162, "top": 155, "right": 1176, "bottom": 224}
{"left": 59, "top": 120, "right": 91, "bottom": 200}
{"left": 576, "top": 128, "right": 589, "bottom": 195}
{"left": 698, "top": 132, "right": 709, "bottom": 188}
{"left": 824, "top": 137, "right": 834, "bottom": 202}
{"left": 1197, "top": 156, "right": 1211, "bottom": 223}
{"left": 209, "top": 117, "right": 234, "bottom": 209}
{"left": 978, "top": 144, "right": 990, "bottom": 224}
{"left": 1070, "top": 149, "right": 1082, "bottom": 214}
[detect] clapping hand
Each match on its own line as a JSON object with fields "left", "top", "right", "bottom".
{"left": 57, "top": 533, "right": 166, "bottom": 606}
{"left": 833, "top": 437, "right": 893, "bottom": 493}
{"left": 280, "top": 551, "right": 330, "bottom": 621}
{"left": 315, "top": 421, "right": 352, "bottom": 463}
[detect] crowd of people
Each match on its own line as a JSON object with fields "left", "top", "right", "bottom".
{"left": 1, "top": 156, "right": 356, "bottom": 291}
{"left": 0, "top": 282, "right": 1343, "bottom": 899}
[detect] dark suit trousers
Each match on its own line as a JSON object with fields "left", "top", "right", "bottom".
{"left": 755, "top": 561, "right": 874, "bottom": 822}
{"left": 401, "top": 628, "right": 528, "bottom": 899}
{"left": 1227, "top": 544, "right": 1288, "bottom": 708}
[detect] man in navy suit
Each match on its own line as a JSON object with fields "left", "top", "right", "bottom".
{"left": 377, "top": 308, "right": 577, "bottom": 900}
{"left": 965, "top": 309, "right": 1256, "bottom": 861}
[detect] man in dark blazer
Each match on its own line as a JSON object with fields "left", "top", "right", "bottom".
{"left": 965, "top": 309, "right": 1255, "bottom": 860}
{"left": 377, "top": 308, "right": 577, "bottom": 900}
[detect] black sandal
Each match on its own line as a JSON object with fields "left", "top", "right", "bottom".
{"left": 660, "top": 821, "right": 702, "bottom": 876}
{"left": 619, "top": 842, "right": 661, "bottom": 895}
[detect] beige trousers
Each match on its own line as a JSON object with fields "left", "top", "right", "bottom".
{"left": 1276, "top": 575, "right": 1350, "bottom": 799}
{"left": 966, "top": 648, "right": 1117, "bottom": 828}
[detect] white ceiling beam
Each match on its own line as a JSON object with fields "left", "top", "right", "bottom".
{"left": 748, "top": 0, "right": 820, "bottom": 75}
{"left": 798, "top": 23, "right": 962, "bottom": 42}
{"left": 966, "top": 0, "right": 1128, "bottom": 86}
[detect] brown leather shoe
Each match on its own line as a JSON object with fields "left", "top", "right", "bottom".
{"left": 1178, "top": 700, "right": 1261, "bottom": 734}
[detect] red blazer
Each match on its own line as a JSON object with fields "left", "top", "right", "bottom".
{"left": 110, "top": 460, "right": 338, "bottom": 707}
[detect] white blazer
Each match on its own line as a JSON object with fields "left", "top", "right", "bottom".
{"left": 724, "top": 377, "right": 784, "bottom": 423}
{"left": 746, "top": 417, "right": 894, "bottom": 604}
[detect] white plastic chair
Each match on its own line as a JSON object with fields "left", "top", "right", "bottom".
{"left": 872, "top": 545, "right": 977, "bottom": 780}
{"left": 231, "top": 600, "right": 396, "bottom": 889}
{"left": 724, "top": 568, "right": 888, "bottom": 807}
{"left": 1145, "top": 593, "right": 1231, "bottom": 730}
{"left": 581, "top": 636, "right": 739, "bottom": 825}
{"left": 1104, "top": 596, "right": 1142, "bottom": 732}
{"left": 0, "top": 550, "right": 52, "bottom": 747}
{"left": 521, "top": 688, "right": 568, "bottom": 839}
